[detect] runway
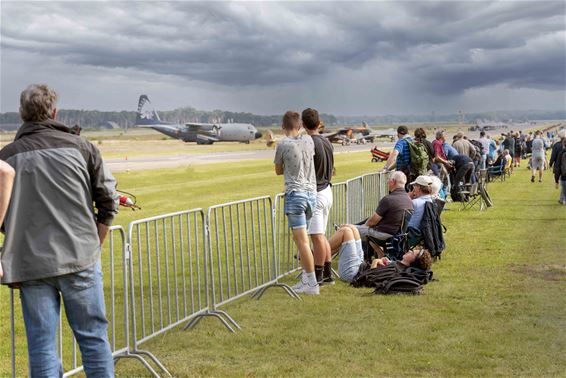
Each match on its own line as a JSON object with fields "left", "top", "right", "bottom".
{"left": 106, "top": 141, "right": 392, "bottom": 172}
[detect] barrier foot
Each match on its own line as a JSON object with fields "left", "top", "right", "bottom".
{"left": 133, "top": 349, "right": 173, "bottom": 378}
{"left": 214, "top": 309, "right": 242, "bottom": 331}
{"left": 113, "top": 353, "right": 162, "bottom": 378}
{"left": 251, "top": 283, "right": 301, "bottom": 300}
{"left": 331, "top": 267, "right": 341, "bottom": 279}
{"left": 183, "top": 311, "right": 239, "bottom": 333}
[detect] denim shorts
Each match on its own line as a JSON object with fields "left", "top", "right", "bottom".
{"left": 284, "top": 191, "right": 317, "bottom": 229}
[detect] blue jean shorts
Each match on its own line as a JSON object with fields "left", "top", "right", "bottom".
{"left": 284, "top": 191, "right": 317, "bottom": 229}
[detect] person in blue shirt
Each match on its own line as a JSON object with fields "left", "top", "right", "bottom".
{"left": 406, "top": 175, "right": 434, "bottom": 247}
{"left": 381, "top": 125, "right": 412, "bottom": 174}
{"left": 443, "top": 141, "right": 459, "bottom": 160}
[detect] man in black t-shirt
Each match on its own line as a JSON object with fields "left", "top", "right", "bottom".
{"left": 302, "top": 108, "right": 335, "bottom": 285}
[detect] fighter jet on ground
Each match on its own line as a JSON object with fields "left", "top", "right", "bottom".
{"left": 135, "top": 95, "right": 262, "bottom": 144}
{"left": 321, "top": 122, "right": 396, "bottom": 145}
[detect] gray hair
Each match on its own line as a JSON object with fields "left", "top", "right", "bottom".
{"left": 19, "top": 84, "right": 58, "bottom": 122}
{"left": 435, "top": 130, "right": 445, "bottom": 140}
{"left": 389, "top": 171, "right": 407, "bottom": 187}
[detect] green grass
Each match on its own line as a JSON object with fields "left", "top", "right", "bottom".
{"left": 114, "top": 164, "right": 565, "bottom": 377}
{"left": 1, "top": 153, "right": 565, "bottom": 377}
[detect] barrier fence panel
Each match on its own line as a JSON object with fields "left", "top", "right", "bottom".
{"left": 346, "top": 177, "right": 364, "bottom": 224}
{"left": 361, "top": 173, "right": 381, "bottom": 219}
{"left": 273, "top": 193, "right": 299, "bottom": 279}
{"left": 207, "top": 196, "right": 297, "bottom": 326}
{"left": 128, "top": 210, "right": 211, "bottom": 376}
{"left": 327, "top": 182, "right": 348, "bottom": 235}
{"left": 4, "top": 226, "right": 152, "bottom": 378}
{"left": 379, "top": 172, "right": 390, "bottom": 202}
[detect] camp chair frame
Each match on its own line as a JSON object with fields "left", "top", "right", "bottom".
{"left": 366, "top": 209, "right": 413, "bottom": 261}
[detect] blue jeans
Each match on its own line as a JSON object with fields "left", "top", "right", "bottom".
{"left": 20, "top": 261, "right": 113, "bottom": 377}
{"left": 561, "top": 178, "right": 566, "bottom": 204}
{"left": 284, "top": 191, "right": 316, "bottom": 229}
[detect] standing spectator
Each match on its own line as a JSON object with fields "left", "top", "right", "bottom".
{"left": 502, "top": 132, "right": 515, "bottom": 172}
{"left": 432, "top": 130, "right": 453, "bottom": 186}
{"left": 549, "top": 129, "right": 566, "bottom": 203}
{"left": 513, "top": 132, "right": 523, "bottom": 167}
{"left": 274, "top": 111, "right": 319, "bottom": 294}
{"left": 452, "top": 132, "right": 478, "bottom": 161}
{"left": 414, "top": 128, "right": 435, "bottom": 175}
{"left": 0, "top": 84, "right": 119, "bottom": 376}
{"left": 531, "top": 131, "right": 546, "bottom": 183}
{"left": 302, "top": 108, "right": 335, "bottom": 285}
{"left": 488, "top": 135, "right": 497, "bottom": 163}
{"left": 555, "top": 138, "right": 566, "bottom": 205}
{"left": 478, "top": 131, "right": 491, "bottom": 169}
{"left": 0, "top": 161, "right": 15, "bottom": 279}
{"left": 381, "top": 125, "right": 412, "bottom": 176}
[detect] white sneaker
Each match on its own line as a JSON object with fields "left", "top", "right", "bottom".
{"left": 293, "top": 281, "right": 320, "bottom": 295}
{"left": 292, "top": 280, "right": 307, "bottom": 291}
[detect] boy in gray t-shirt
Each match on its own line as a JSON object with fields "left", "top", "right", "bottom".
{"left": 274, "top": 111, "right": 319, "bottom": 295}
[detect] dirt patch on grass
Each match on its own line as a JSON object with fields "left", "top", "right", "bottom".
{"left": 511, "top": 264, "right": 566, "bottom": 281}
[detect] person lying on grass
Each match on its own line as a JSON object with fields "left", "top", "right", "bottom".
{"left": 329, "top": 224, "right": 432, "bottom": 283}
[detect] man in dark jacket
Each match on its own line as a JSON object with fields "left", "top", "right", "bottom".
{"left": 0, "top": 84, "right": 119, "bottom": 377}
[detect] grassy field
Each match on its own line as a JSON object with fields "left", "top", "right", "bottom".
{"left": 111, "top": 162, "right": 565, "bottom": 377}
{"left": 1, "top": 146, "right": 565, "bottom": 376}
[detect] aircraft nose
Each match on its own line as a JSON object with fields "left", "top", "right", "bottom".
{"left": 255, "top": 131, "right": 262, "bottom": 139}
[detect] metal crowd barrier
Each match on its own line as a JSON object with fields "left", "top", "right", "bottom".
{"left": 346, "top": 177, "right": 364, "bottom": 224}
{"left": 327, "top": 182, "right": 348, "bottom": 234}
{"left": 361, "top": 172, "right": 381, "bottom": 219}
{"left": 207, "top": 197, "right": 297, "bottom": 330}
{"left": 5, "top": 226, "right": 151, "bottom": 377}
{"left": 4, "top": 172, "right": 392, "bottom": 377}
{"left": 127, "top": 210, "right": 210, "bottom": 377}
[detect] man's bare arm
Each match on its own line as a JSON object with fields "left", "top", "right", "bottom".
{"left": 382, "top": 149, "right": 399, "bottom": 172}
{"left": 365, "top": 212, "right": 382, "bottom": 227}
{"left": 275, "top": 163, "right": 284, "bottom": 175}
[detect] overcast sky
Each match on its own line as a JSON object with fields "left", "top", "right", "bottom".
{"left": 1, "top": 1, "right": 565, "bottom": 115}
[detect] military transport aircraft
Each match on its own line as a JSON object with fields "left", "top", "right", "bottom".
{"left": 135, "top": 95, "right": 262, "bottom": 144}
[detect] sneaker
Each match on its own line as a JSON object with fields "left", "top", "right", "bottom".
{"left": 531, "top": 176, "right": 535, "bottom": 183}
{"left": 318, "top": 276, "right": 335, "bottom": 286}
{"left": 292, "top": 280, "right": 307, "bottom": 291}
{"left": 539, "top": 179, "right": 542, "bottom": 183}
{"left": 293, "top": 281, "right": 320, "bottom": 295}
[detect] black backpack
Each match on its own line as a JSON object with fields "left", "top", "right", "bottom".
{"left": 351, "top": 262, "right": 433, "bottom": 295}
{"left": 419, "top": 201, "right": 446, "bottom": 259}
{"left": 559, "top": 149, "right": 566, "bottom": 178}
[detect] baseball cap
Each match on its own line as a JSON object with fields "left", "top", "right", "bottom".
{"left": 397, "top": 125, "right": 408, "bottom": 135}
{"left": 409, "top": 175, "right": 433, "bottom": 187}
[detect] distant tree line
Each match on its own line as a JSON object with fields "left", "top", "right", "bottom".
{"left": 1, "top": 107, "right": 563, "bottom": 130}
{"left": 0, "top": 107, "right": 338, "bottom": 129}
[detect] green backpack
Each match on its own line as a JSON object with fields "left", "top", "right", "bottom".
{"left": 407, "top": 140, "right": 429, "bottom": 176}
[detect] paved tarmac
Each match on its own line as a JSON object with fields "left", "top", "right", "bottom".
{"left": 106, "top": 141, "right": 392, "bottom": 172}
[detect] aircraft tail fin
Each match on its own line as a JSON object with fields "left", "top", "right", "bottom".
{"left": 136, "top": 94, "right": 163, "bottom": 126}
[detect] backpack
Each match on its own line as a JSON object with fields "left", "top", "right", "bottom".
{"left": 407, "top": 140, "right": 429, "bottom": 176}
{"left": 469, "top": 140, "right": 483, "bottom": 165}
{"left": 419, "top": 201, "right": 446, "bottom": 259}
{"left": 351, "top": 262, "right": 433, "bottom": 295}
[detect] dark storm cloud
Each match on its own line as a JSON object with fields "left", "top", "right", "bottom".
{"left": 1, "top": 1, "right": 564, "bottom": 94}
